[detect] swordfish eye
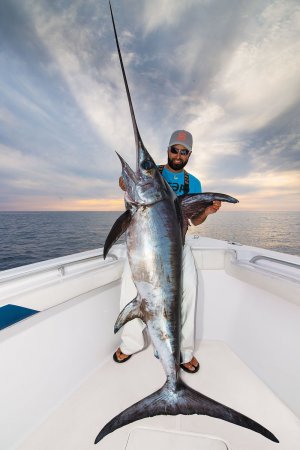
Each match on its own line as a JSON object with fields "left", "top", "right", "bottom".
{"left": 141, "top": 159, "right": 155, "bottom": 171}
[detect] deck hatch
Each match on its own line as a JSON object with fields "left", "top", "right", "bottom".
{"left": 126, "top": 428, "right": 228, "bottom": 449}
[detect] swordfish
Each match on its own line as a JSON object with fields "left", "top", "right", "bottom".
{"left": 94, "top": 3, "right": 279, "bottom": 445}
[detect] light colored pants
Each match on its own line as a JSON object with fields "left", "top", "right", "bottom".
{"left": 119, "top": 244, "right": 197, "bottom": 364}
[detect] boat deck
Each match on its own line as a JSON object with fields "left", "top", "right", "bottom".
{"left": 17, "top": 340, "right": 299, "bottom": 450}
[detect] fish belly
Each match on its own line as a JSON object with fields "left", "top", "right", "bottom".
{"left": 126, "top": 201, "right": 182, "bottom": 378}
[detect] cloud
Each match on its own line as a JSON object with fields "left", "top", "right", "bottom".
{"left": 141, "top": 0, "right": 201, "bottom": 34}
{"left": 177, "top": 0, "right": 300, "bottom": 210}
{"left": 219, "top": 2, "right": 300, "bottom": 126}
{"left": 0, "top": 0, "right": 299, "bottom": 211}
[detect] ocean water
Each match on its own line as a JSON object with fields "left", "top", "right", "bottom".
{"left": 0, "top": 211, "right": 299, "bottom": 271}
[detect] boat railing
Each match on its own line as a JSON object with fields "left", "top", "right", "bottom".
{"left": 224, "top": 249, "right": 300, "bottom": 305}
{"left": 227, "top": 250, "right": 300, "bottom": 282}
{"left": 0, "top": 253, "right": 118, "bottom": 285}
{"left": 249, "top": 255, "right": 300, "bottom": 271}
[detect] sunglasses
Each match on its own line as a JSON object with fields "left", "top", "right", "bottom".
{"left": 169, "top": 146, "right": 190, "bottom": 156}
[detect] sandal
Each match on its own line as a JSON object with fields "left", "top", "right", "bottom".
{"left": 180, "top": 357, "right": 200, "bottom": 374}
{"left": 113, "top": 348, "right": 132, "bottom": 363}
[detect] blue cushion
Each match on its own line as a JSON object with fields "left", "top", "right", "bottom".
{"left": 0, "top": 304, "right": 39, "bottom": 330}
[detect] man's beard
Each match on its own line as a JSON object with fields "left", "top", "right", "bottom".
{"left": 168, "top": 156, "right": 189, "bottom": 171}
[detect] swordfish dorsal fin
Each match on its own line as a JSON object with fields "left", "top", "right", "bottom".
{"left": 180, "top": 192, "right": 239, "bottom": 218}
{"left": 179, "top": 192, "right": 239, "bottom": 235}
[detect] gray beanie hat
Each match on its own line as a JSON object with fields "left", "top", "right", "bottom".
{"left": 169, "top": 130, "right": 193, "bottom": 152}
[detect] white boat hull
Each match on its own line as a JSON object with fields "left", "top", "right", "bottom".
{"left": 0, "top": 238, "right": 299, "bottom": 449}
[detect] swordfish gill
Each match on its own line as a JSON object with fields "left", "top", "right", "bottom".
{"left": 94, "top": 3, "right": 279, "bottom": 445}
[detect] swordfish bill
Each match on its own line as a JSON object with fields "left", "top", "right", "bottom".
{"left": 109, "top": 0, "right": 144, "bottom": 168}
{"left": 95, "top": 3, "right": 279, "bottom": 445}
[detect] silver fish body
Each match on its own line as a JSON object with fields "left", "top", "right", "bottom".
{"left": 126, "top": 191, "right": 182, "bottom": 386}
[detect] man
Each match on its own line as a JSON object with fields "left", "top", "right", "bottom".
{"left": 114, "top": 130, "right": 221, "bottom": 372}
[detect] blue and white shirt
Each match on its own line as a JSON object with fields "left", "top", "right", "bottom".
{"left": 160, "top": 166, "right": 202, "bottom": 196}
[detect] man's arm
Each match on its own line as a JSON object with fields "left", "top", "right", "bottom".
{"left": 120, "top": 174, "right": 221, "bottom": 225}
{"left": 190, "top": 201, "right": 221, "bottom": 226}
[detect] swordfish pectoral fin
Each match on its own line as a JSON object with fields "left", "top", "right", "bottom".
{"left": 94, "top": 379, "right": 279, "bottom": 444}
{"left": 114, "top": 296, "right": 144, "bottom": 333}
{"left": 103, "top": 209, "right": 132, "bottom": 259}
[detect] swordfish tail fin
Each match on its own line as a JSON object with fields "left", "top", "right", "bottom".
{"left": 94, "top": 379, "right": 279, "bottom": 444}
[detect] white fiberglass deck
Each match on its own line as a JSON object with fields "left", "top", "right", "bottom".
{"left": 18, "top": 340, "right": 300, "bottom": 450}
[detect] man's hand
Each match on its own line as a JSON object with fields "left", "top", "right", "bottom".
{"left": 205, "top": 200, "right": 221, "bottom": 216}
{"left": 119, "top": 176, "right": 126, "bottom": 191}
{"left": 191, "top": 200, "right": 221, "bottom": 226}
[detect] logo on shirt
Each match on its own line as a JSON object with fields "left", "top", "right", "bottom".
{"left": 168, "top": 182, "right": 186, "bottom": 194}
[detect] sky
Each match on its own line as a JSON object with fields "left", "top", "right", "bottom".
{"left": 0, "top": 0, "right": 299, "bottom": 212}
